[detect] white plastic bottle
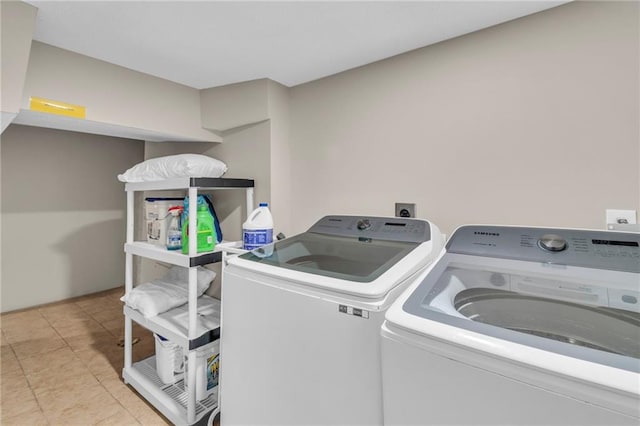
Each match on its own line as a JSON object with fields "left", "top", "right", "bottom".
{"left": 166, "top": 206, "right": 182, "bottom": 250}
{"left": 243, "top": 202, "right": 274, "bottom": 250}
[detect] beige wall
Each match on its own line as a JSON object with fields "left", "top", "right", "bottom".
{"left": 288, "top": 1, "right": 640, "bottom": 237}
{"left": 4, "top": 0, "right": 638, "bottom": 311}
{"left": 21, "top": 42, "right": 220, "bottom": 142}
{"left": 201, "top": 78, "right": 292, "bottom": 236}
{"left": 137, "top": 78, "right": 279, "bottom": 293}
{"left": 209, "top": 121, "right": 272, "bottom": 237}
{"left": 137, "top": 127, "right": 272, "bottom": 296}
{"left": 133, "top": 142, "right": 206, "bottom": 289}
{"left": 200, "top": 79, "right": 269, "bottom": 132}
{"left": 0, "top": 1, "right": 37, "bottom": 131}
{"left": 1, "top": 124, "right": 144, "bottom": 312}
{"left": 267, "top": 80, "right": 292, "bottom": 239}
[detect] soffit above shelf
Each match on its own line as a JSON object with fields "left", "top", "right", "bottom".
{"left": 12, "top": 109, "right": 222, "bottom": 143}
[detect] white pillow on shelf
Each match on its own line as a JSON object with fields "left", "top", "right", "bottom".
{"left": 162, "top": 265, "right": 215, "bottom": 295}
{"left": 117, "top": 154, "right": 227, "bottom": 183}
{"left": 121, "top": 266, "right": 216, "bottom": 318}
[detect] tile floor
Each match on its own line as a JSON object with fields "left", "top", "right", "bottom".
{"left": 0, "top": 288, "right": 186, "bottom": 425}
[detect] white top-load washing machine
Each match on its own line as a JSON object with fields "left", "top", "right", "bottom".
{"left": 220, "top": 215, "right": 444, "bottom": 425}
{"left": 381, "top": 225, "right": 640, "bottom": 425}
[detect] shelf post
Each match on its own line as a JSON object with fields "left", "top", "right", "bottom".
{"left": 124, "top": 253, "right": 133, "bottom": 372}
{"left": 187, "top": 187, "right": 198, "bottom": 338}
{"left": 187, "top": 186, "right": 198, "bottom": 423}
{"left": 187, "top": 350, "right": 197, "bottom": 423}
{"left": 124, "top": 190, "right": 135, "bottom": 376}
{"left": 126, "top": 190, "right": 134, "bottom": 244}
{"left": 188, "top": 186, "right": 197, "bottom": 258}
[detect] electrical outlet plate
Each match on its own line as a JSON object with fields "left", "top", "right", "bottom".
{"left": 605, "top": 209, "right": 637, "bottom": 226}
{"left": 395, "top": 203, "right": 416, "bottom": 218}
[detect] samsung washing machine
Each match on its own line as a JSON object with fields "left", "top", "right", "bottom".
{"left": 219, "top": 215, "right": 444, "bottom": 425}
{"left": 381, "top": 225, "right": 640, "bottom": 425}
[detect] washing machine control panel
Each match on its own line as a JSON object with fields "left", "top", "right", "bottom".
{"left": 308, "top": 215, "right": 432, "bottom": 243}
{"left": 447, "top": 225, "right": 640, "bottom": 273}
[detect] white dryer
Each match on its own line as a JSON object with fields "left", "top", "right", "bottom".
{"left": 220, "top": 215, "right": 444, "bottom": 426}
{"left": 381, "top": 225, "right": 640, "bottom": 425}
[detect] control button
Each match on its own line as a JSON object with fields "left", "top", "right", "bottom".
{"left": 538, "top": 234, "right": 567, "bottom": 252}
{"left": 357, "top": 219, "right": 371, "bottom": 230}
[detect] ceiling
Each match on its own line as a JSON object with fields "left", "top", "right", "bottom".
{"left": 24, "top": 1, "right": 569, "bottom": 90}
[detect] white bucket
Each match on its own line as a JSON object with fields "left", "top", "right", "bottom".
{"left": 185, "top": 340, "right": 220, "bottom": 401}
{"left": 243, "top": 203, "right": 274, "bottom": 250}
{"left": 154, "top": 334, "right": 184, "bottom": 384}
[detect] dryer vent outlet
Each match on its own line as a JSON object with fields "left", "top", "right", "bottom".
{"left": 395, "top": 203, "right": 416, "bottom": 218}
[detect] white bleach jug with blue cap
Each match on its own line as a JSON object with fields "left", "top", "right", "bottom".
{"left": 243, "top": 203, "right": 273, "bottom": 250}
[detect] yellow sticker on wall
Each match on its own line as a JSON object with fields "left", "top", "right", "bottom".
{"left": 30, "top": 96, "right": 86, "bottom": 119}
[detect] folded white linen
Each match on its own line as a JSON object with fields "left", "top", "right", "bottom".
{"left": 121, "top": 266, "right": 215, "bottom": 318}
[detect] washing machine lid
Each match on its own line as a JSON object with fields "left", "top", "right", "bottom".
{"left": 232, "top": 215, "right": 442, "bottom": 298}
{"left": 398, "top": 225, "right": 640, "bottom": 374}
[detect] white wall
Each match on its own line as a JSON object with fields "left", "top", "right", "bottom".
{"left": 288, "top": 1, "right": 640, "bottom": 237}
{"left": 1, "top": 124, "right": 144, "bottom": 312}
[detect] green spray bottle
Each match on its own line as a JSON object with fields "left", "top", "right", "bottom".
{"left": 182, "top": 202, "right": 216, "bottom": 254}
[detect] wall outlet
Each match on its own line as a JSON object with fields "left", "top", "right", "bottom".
{"left": 395, "top": 203, "right": 416, "bottom": 218}
{"left": 605, "top": 209, "right": 637, "bottom": 226}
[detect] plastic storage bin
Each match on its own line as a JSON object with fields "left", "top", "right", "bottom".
{"left": 185, "top": 340, "right": 219, "bottom": 401}
{"left": 145, "top": 198, "right": 184, "bottom": 246}
{"left": 154, "top": 334, "right": 184, "bottom": 384}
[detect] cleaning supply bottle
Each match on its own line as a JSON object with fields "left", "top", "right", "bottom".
{"left": 166, "top": 206, "right": 183, "bottom": 251}
{"left": 243, "top": 203, "right": 274, "bottom": 250}
{"left": 182, "top": 202, "right": 216, "bottom": 254}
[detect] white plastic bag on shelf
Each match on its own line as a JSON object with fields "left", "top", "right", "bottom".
{"left": 121, "top": 266, "right": 215, "bottom": 317}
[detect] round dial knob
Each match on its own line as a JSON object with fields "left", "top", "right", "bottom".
{"left": 357, "top": 219, "right": 371, "bottom": 230}
{"left": 538, "top": 234, "right": 567, "bottom": 252}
